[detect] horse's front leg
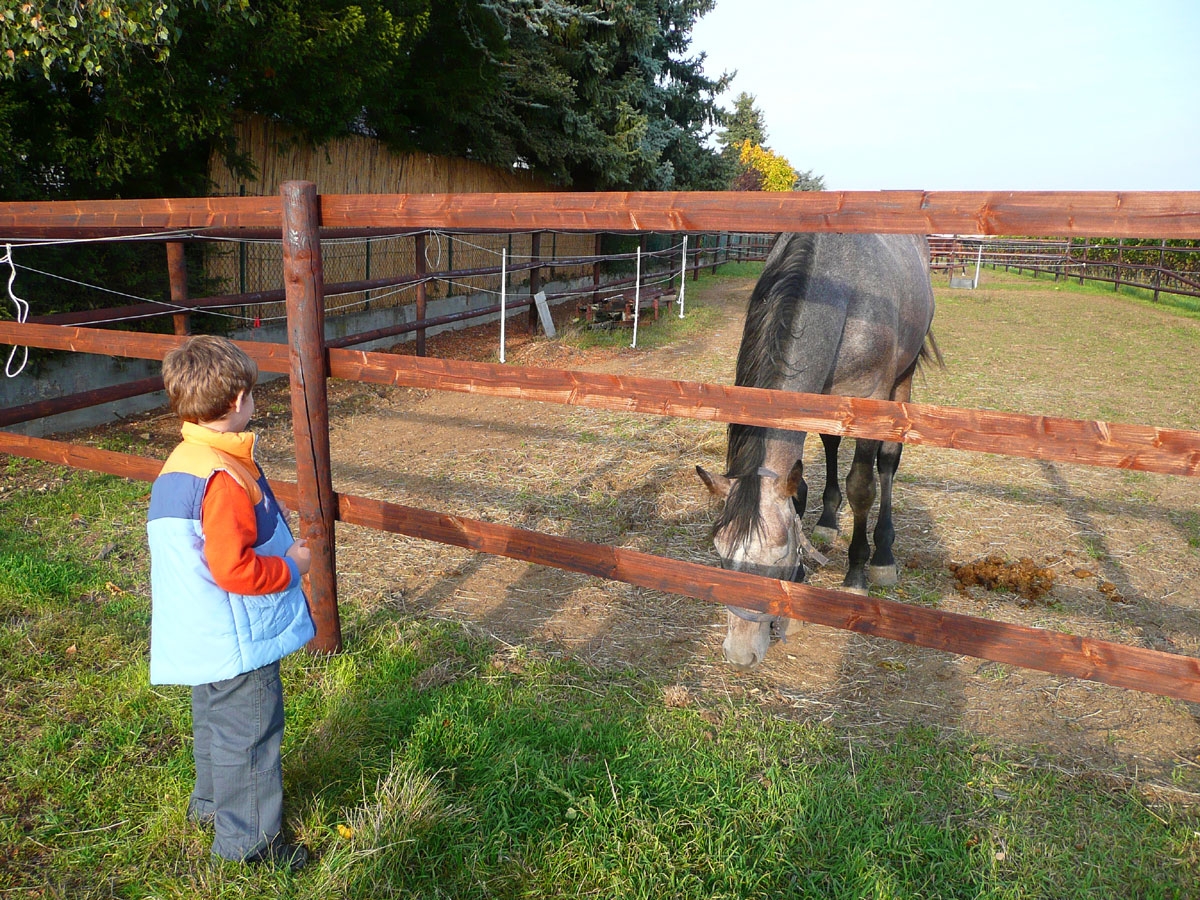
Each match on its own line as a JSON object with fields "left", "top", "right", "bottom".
{"left": 868, "top": 440, "right": 903, "bottom": 586}
{"left": 843, "top": 438, "right": 879, "bottom": 594}
{"left": 812, "top": 432, "right": 842, "bottom": 544}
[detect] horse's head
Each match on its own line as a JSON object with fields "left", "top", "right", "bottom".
{"left": 696, "top": 460, "right": 806, "bottom": 670}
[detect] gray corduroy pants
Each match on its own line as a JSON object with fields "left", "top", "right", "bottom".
{"left": 188, "top": 660, "right": 285, "bottom": 861}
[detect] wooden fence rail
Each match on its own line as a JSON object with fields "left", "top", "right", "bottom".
{"left": 5, "top": 429, "right": 1199, "bottom": 703}
{"left": 5, "top": 190, "right": 1200, "bottom": 239}
{"left": 5, "top": 320, "right": 1199, "bottom": 479}
{"left": 930, "top": 236, "right": 1200, "bottom": 303}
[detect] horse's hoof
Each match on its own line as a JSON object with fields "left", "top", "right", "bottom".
{"left": 841, "top": 584, "right": 869, "bottom": 596}
{"left": 868, "top": 564, "right": 899, "bottom": 587}
{"left": 811, "top": 525, "right": 838, "bottom": 545}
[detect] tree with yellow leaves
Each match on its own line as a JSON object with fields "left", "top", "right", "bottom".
{"left": 736, "top": 139, "right": 798, "bottom": 192}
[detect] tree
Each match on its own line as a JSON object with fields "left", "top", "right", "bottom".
{"left": 0, "top": 0, "right": 731, "bottom": 200}
{"left": 0, "top": 1, "right": 253, "bottom": 82}
{"left": 716, "top": 92, "right": 825, "bottom": 192}
{"left": 735, "top": 140, "right": 796, "bottom": 192}
{"left": 444, "top": 0, "right": 731, "bottom": 189}
{"left": 793, "top": 168, "right": 826, "bottom": 192}
{"left": 717, "top": 92, "right": 767, "bottom": 153}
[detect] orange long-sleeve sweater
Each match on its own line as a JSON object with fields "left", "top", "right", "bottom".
{"left": 201, "top": 470, "right": 293, "bottom": 595}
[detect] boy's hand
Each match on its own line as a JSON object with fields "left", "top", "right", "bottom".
{"left": 286, "top": 539, "right": 312, "bottom": 576}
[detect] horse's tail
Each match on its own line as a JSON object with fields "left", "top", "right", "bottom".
{"left": 919, "top": 328, "right": 945, "bottom": 371}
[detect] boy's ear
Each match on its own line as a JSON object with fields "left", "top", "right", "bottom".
{"left": 233, "top": 390, "right": 247, "bottom": 413}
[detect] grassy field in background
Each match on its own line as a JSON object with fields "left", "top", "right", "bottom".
{"left": 3, "top": 264, "right": 1200, "bottom": 898}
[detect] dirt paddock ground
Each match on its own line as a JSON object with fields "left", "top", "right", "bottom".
{"left": 120, "top": 267, "right": 1200, "bottom": 796}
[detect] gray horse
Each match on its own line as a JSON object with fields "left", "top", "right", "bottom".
{"left": 696, "top": 232, "right": 939, "bottom": 669}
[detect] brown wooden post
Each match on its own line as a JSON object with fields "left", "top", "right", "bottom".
{"left": 414, "top": 232, "right": 427, "bottom": 357}
{"left": 1153, "top": 239, "right": 1165, "bottom": 302}
{"left": 1079, "top": 240, "right": 1088, "bottom": 285}
{"left": 280, "top": 180, "right": 341, "bottom": 654}
{"left": 527, "top": 231, "right": 542, "bottom": 332}
{"left": 166, "top": 242, "right": 190, "bottom": 335}
{"left": 1114, "top": 238, "right": 1123, "bottom": 291}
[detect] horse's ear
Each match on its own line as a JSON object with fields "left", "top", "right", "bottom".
{"left": 780, "top": 459, "right": 804, "bottom": 499}
{"left": 696, "top": 465, "right": 732, "bottom": 499}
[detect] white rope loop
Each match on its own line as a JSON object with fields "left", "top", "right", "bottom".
{"left": 3, "top": 244, "right": 30, "bottom": 378}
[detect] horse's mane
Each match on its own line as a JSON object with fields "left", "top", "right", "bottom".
{"left": 714, "top": 233, "right": 818, "bottom": 546}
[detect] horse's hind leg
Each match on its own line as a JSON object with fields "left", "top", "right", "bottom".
{"left": 842, "top": 438, "right": 879, "bottom": 594}
{"left": 812, "top": 433, "right": 842, "bottom": 544}
{"left": 868, "top": 440, "right": 903, "bottom": 586}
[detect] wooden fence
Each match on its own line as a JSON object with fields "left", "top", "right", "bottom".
{"left": 2, "top": 232, "right": 764, "bottom": 430}
{"left": 3, "top": 188, "right": 1200, "bottom": 702}
{"left": 930, "top": 235, "right": 1200, "bottom": 302}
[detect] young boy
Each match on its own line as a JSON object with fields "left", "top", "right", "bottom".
{"left": 147, "top": 335, "right": 314, "bottom": 871}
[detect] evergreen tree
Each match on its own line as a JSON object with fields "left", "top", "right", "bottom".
{"left": 0, "top": 0, "right": 731, "bottom": 199}
{"left": 717, "top": 92, "right": 768, "bottom": 153}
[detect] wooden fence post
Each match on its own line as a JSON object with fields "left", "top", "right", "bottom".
{"left": 528, "top": 231, "right": 542, "bottom": 332}
{"left": 1154, "top": 239, "right": 1165, "bottom": 302}
{"left": 280, "top": 180, "right": 342, "bottom": 654}
{"left": 166, "top": 242, "right": 190, "bottom": 336}
{"left": 414, "top": 232, "right": 427, "bottom": 357}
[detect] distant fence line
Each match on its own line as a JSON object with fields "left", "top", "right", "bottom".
{"left": 929, "top": 236, "right": 1200, "bottom": 303}
{"left": 24, "top": 230, "right": 770, "bottom": 335}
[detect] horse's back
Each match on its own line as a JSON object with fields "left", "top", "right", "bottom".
{"left": 743, "top": 233, "right": 934, "bottom": 400}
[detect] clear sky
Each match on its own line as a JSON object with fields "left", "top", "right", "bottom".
{"left": 690, "top": 1, "right": 1200, "bottom": 191}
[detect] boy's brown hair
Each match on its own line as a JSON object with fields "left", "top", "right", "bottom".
{"left": 162, "top": 335, "right": 258, "bottom": 423}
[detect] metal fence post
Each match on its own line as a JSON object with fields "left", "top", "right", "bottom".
{"left": 281, "top": 180, "right": 342, "bottom": 654}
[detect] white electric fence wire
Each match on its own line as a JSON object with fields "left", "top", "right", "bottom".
{"left": 677, "top": 235, "right": 687, "bottom": 319}
{"left": 0, "top": 229, "right": 693, "bottom": 345}
{"left": 630, "top": 246, "right": 641, "bottom": 349}
{"left": 3, "top": 244, "right": 29, "bottom": 377}
{"left": 499, "top": 247, "right": 507, "bottom": 364}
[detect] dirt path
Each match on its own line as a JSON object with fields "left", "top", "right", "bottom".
{"left": 230, "top": 271, "right": 1200, "bottom": 795}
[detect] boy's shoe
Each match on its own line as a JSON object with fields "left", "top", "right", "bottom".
{"left": 246, "top": 841, "right": 309, "bottom": 872}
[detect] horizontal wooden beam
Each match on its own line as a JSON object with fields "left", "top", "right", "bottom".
{"left": 5, "top": 429, "right": 1193, "bottom": 702}
{"left": 0, "top": 321, "right": 291, "bottom": 374}
{"left": 3, "top": 321, "right": 1197, "bottom": 477}
{"left": 328, "top": 349, "right": 1200, "bottom": 478}
{"left": 0, "top": 196, "right": 283, "bottom": 238}
{"left": 0, "top": 432, "right": 300, "bottom": 511}
{"left": 2, "top": 191, "right": 1199, "bottom": 239}
{"left": 0, "top": 375, "right": 164, "bottom": 427}
{"left": 335, "top": 493, "right": 1200, "bottom": 703}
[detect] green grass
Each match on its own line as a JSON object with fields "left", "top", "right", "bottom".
{"left": 977, "top": 263, "right": 1200, "bottom": 320}
{"left": 2, "top": 462, "right": 1199, "bottom": 897}
{"left": 927, "top": 268, "right": 1200, "bottom": 430}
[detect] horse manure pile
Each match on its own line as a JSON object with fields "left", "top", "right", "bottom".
{"left": 949, "top": 554, "right": 1056, "bottom": 602}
